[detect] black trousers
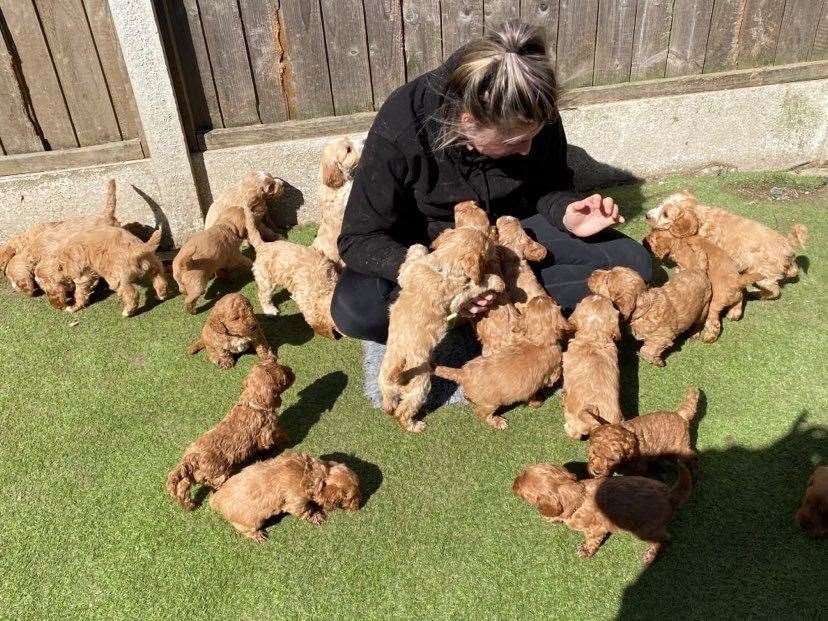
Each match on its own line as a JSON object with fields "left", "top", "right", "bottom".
{"left": 330, "top": 213, "right": 652, "bottom": 344}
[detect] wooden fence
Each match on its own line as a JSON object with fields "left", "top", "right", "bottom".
{"left": 157, "top": 0, "right": 828, "bottom": 149}
{"left": 0, "top": 0, "right": 144, "bottom": 171}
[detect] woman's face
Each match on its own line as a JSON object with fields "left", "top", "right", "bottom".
{"left": 460, "top": 113, "right": 542, "bottom": 159}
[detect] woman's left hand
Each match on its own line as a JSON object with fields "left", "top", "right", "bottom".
{"left": 563, "top": 194, "right": 625, "bottom": 237}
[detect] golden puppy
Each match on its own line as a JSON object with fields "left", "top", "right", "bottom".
{"left": 795, "top": 465, "right": 827, "bottom": 537}
{"left": 187, "top": 293, "right": 273, "bottom": 369}
{"left": 644, "top": 228, "right": 761, "bottom": 342}
{"left": 561, "top": 295, "right": 622, "bottom": 439}
{"left": 646, "top": 190, "right": 807, "bottom": 299}
{"left": 35, "top": 226, "right": 167, "bottom": 316}
{"left": 311, "top": 137, "right": 362, "bottom": 266}
{"left": 589, "top": 266, "right": 712, "bottom": 367}
{"left": 586, "top": 266, "right": 647, "bottom": 320}
{"left": 209, "top": 452, "right": 361, "bottom": 541}
{"left": 203, "top": 171, "right": 285, "bottom": 240}
{"left": 434, "top": 295, "right": 570, "bottom": 429}
{"left": 585, "top": 386, "right": 700, "bottom": 477}
{"left": 513, "top": 462, "right": 692, "bottom": 565}
{"left": 244, "top": 206, "right": 340, "bottom": 339}
{"left": 167, "top": 359, "right": 295, "bottom": 510}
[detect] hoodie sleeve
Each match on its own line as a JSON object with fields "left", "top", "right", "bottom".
{"left": 337, "top": 131, "right": 411, "bottom": 283}
{"left": 532, "top": 119, "right": 582, "bottom": 231}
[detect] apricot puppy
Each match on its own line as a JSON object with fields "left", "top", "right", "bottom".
{"left": 795, "top": 465, "right": 828, "bottom": 537}
{"left": 204, "top": 170, "right": 284, "bottom": 239}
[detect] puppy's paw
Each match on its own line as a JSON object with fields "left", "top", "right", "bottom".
{"left": 638, "top": 351, "right": 664, "bottom": 367}
{"left": 576, "top": 544, "right": 596, "bottom": 559}
{"left": 246, "top": 530, "right": 267, "bottom": 543}
{"left": 700, "top": 328, "right": 719, "bottom": 343}
{"left": 527, "top": 399, "right": 544, "bottom": 409}
{"left": 402, "top": 420, "right": 426, "bottom": 433}
{"left": 486, "top": 415, "right": 507, "bottom": 430}
{"left": 217, "top": 358, "right": 235, "bottom": 370}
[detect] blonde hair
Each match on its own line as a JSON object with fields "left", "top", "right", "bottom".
{"left": 436, "top": 20, "right": 559, "bottom": 149}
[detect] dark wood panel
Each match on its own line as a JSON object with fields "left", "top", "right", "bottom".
{"left": 556, "top": 0, "right": 599, "bottom": 87}
{"left": 775, "top": 0, "right": 824, "bottom": 64}
{"left": 630, "top": 0, "right": 674, "bottom": 81}
{"left": 237, "top": 0, "right": 288, "bottom": 123}
{"left": 363, "top": 0, "right": 406, "bottom": 104}
{"left": 0, "top": 26, "right": 43, "bottom": 154}
{"left": 811, "top": 2, "right": 828, "bottom": 61}
{"left": 520, "top": 0, "right": 561, "bottom": 67}
{"left": 319, "top": 0, "right": 373, "bottom": 114}
{"left": 736, "top": 0, "right": 787, "bottom": 68}
{"left": 401, "top": 0, "right": 442, "bottom": 79}
{"left": 594, "top": 0, "right": 637, "bottom": 85}
{"left": 703, "top": 0, "right": 747, "bottom": 73}
{"left": 483, "top": 0, "right": 520, "bottom": 31}
{"left": 666, "top": 0, "right": 715, "bottom": 76}
{"left": 442, "top": 0, "right": 483, "bottom": 58}
{"left": 0, "top": 139, "right": 142, "bottom": 177}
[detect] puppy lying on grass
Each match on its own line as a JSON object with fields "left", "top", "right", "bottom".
{"left": 434, "top": 295, "right": 570, "bottom": 430}
{"left": 588, "top": 266, "right": 712, "bottom": 367}
{"left": 646, "top": 190, "right": 807, "bottom": 300}
{"left": 187, "top": 293, "right": 273, "bottom": 369}
{"left": 167, "top": 358, "right": 294, "bottom": 510}
{"left": 796, "top": 465, "right": 827, "bottom": 537}
{"left": 513, "top": 462, "right": 692, "bottom": 565}
{"left": 210, "top": 452, "right": 360, "bottom": 541}
{"left": 585, "top": 386, "right": 700, "bottom": 478}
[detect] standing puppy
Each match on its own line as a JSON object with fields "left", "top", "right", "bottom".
{"left": 204, "top": 171, "right": 285, "bottom": 239}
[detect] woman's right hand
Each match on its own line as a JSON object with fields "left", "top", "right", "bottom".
{"left": 563, "top": 194, "right": 625, "bottom": 237}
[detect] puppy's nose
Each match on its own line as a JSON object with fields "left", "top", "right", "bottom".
{"left": 645, "top": 206, "right": 660, "bottom": 222}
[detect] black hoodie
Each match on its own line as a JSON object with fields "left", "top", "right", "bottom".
{"left": 337, "top": 51, "right": 582, "bottom": 283}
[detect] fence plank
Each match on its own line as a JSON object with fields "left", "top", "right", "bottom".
{"left": 630, "top": 0, "right": 674, "bottom": 81}
{"left": 556, "top": 0, "right": 599, "bottom": 87}
{"left": 520, "top": 0, "right": 561, "bottom": 67}
{"left": 667, "top": 0, "right": 714, "bottom": 76}
{"left": 775, "top": 0, "right": 824, "bottom": 64}
{"left": 278, "top": 0, "right": 334, "bottom": 118}
{"left": 0, "top": 0, "right": 77, "bottom": 150}
{"left": 0, "top": 29, "right": 43, "bottom": 154}
{"left": 197, "top": 0, "right": 260, "bottom": 127}
{"left": 704, "top": 0, "right": 748, "bottom": 73}
{"left": 363, "top": 0, "right": 406, "bottom": 104}
{"left": 812, "top": 2, "right": 828, "bottom": 60}
{"left": 594, "top": 0, "right": 637, "bottom": 85}
{"left": 442, "top": 0, "right": 483, "bottom": 58}
{"left": 237, "top": 0, "right": 288, "bottom": 123}
{"left": 401, "top": 0, "right": 442, "bottom": 79}
{"left": 483, "top": 0, "right": 520, "bottom": 31}
{"left": 735, "top": 0, "right": 786, "bottom": 68}
{"left": 33, "top": 0, "right": 121, "bottom": 145}
{"left": 319, "top": 0, "right": 373, "bottom": 114}
{"left": 0, "top": 138, "right": 142, "bottom": 177}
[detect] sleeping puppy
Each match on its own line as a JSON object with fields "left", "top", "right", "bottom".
{"left": 795, "top": 465, "right": 828, "bottom": 537}
{"left": 166, "top": 358, "right": 295, "bottom": 509}
{"left": 585, "top": 386, "right": 700, "bottom": 478}
{"left": 513, "top": 462, "right": 692, "bottom": 565}
{"left": 209, "top": 452, "right": 361, "bottom": 541}
{"left": 646, "top": 190, "right": 807, "bottom": 300}
{"left": 203, "top": 170, "right": 285, "bottom": 240}
{"left": 187, "top": 293, "right": 274, "bottom": 369}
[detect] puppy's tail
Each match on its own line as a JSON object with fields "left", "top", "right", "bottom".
{"left": 99, "top": 178, "right": 119, "bottom": 225}
{"left": 738, "top": 271, "right": 763, "bottom": 288}
{"left": 788, "top": 224, "right": 808, "bottom": 249}
{"left": 433, "top": 365, "right": 464, "bottom": 384}
{"left": 166, "top": 458, "right": 197, "bottom": 510}
{"left": 243, "top": 205, "right": 265, "bottom": 251}
{"left": 144, "top": 228, "right": 163, "bottom": 252}
{"left": 676, "top": 386, "right": 700, "bottom": 423}
{"left": 669, "top": 462, "right": 693, "bottom": 509}
{"left": 187, "top": 337, "right": 204, "bottom": 355}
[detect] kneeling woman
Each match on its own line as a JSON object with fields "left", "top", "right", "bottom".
{"left": 332, "top": 20, "right": 651, "bottom": 343}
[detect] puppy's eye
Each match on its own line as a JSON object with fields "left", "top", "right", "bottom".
{"left": 345, "top": 146, "right": 351, "bottom": 154}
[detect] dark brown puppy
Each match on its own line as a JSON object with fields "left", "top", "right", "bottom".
{"left": 795, "top": 465, "right": 828, "bottom": 537}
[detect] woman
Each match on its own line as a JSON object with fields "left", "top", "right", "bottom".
{"left": 332, "top": 21, "right": 651, "bottom": 343}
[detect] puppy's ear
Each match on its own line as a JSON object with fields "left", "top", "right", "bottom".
{"left": 537, "top": 496, "right": 563, "bottom": 518}
{"left": 207, "top": 312, "right": 230, "bottom": 336}
{"left": 669, "top": 209, "right": 699, "bottom": 238}
{"left": 321, "top": 157, "right": 346, "bottom": 188}
{"left": 460, "top": 253, "right": 483, "bottom": 284}
{"left": 614, "top": 292, "right": 637, "bottom": 321}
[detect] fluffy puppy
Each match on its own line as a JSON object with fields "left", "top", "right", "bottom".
{"left": 796, "top": 465, "right": 828, "bottom": 537}
{"left": 187, "top": 293, "right": 273, "bottom": 369}
{"left": 586, "top": 266, "right": 647, "bottom": 320}
{"left": 311, "top": 137, "right": 362, "bottom": 266}
{"left": 380, "top": 221, "right": 505, "bottom": 433}
{"left": 35, "top": 226, "right": 167, "bottom": 316}
{"left": 167, "top": 359, "right": 295, "bottom": 510}
{"left": 646, "top": 190, "right": 807, "bottom": 299}
{"left": 244, "top": 206, "right": 340, "bottom": 339}
{"left": 434, "top": 295, "right": 570, "bottom": 429}
{"left": 204, "top": 171, "right": 285, "bottom": 240}
{"left": 561, "top": 295, "right": 622, "bottom": 439}
{"left": 644, "top": 228, "right": 761, "bottom": 342}
{"left": 589, "top": 267, "right": 712, "bottom": 366}
{"left": 209, "top": 452, "right": 361, "bottom": 541}
{"left": 585, "top": 386, "right": 700, "bottom": 477}
{"left": 513, "top": 462, "right": 692, "bottom": 565}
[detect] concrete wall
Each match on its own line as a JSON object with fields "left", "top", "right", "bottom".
{"left": 1, "top": 78, "right": 826, "bottom": 243}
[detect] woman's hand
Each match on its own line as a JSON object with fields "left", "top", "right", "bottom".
{"left": 461, "top": 292, "right": 495, "bottom": 317}
{"left": 563, "top": 194, "right": 625, "bottom": 237}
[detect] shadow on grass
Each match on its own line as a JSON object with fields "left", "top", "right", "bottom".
{"left": 617, "top": 412, "right": 826, "bottom": 619}
{"left": 320, "top": 452, "right": 383, "bottom": 507}
{"left": 280, "top": 371, "right": 348, "bottom": 447}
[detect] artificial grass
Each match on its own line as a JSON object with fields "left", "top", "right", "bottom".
{"left": 0, "top": 172, "right": 825, "bottom": 620}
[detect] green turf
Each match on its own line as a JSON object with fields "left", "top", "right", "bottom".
{"left": 0, "top": 172, "right": 825, "bottom": 620}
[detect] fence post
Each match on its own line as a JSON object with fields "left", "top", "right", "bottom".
{"left": 107, "top": 0, "right": 202, "bottom": 246}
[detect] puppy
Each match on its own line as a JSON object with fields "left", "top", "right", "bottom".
{"left": 187, "top": 293, "right": 273, "bottom": 369}
{"left": 209, "top": 452, "right": 361, "bottom": 541}
{"left": 795, "top": 465, "right": 827, "bottom": 537}
{"left": 244, "top": 206, "right": 340, "bottom": 338}
{"left": 586, "top": 266, "right": 647, "bottom": 320}
{"left": 35, "top": 226, "right": 167, "bottom": 316}
{"left": 646, "top": 190, "right": 807, "bottom": 299}
{"left": 589, "top": 266, "right": 712, "bottom": 367}
{"left": 379, "top": 217, "right": 505, "bottom": 433}
{"left": 434, "top": 295, "right": 570, "bottom": 429}
{"left": 585, "top": 386, "right": 700, "bottom": 477}
{"left": 644, "top": 228, "right": 761, "bottom": 342}
{"left": 204, "top": 171, "right": 285, "bottom": 240}
{"left": 311, "top": 137, "right": 362, "bottom": 266}
{"left": 174, "top": 205, "right": 252, "bottom": 314}
{"left": 561, "top": 295, "right": 622, "bottom": 439}
{"left": 167, "top": 358, "right": 295, "bottom": 509}
{"left": 513, "top": 462, "right": 692, "bottom": 565}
